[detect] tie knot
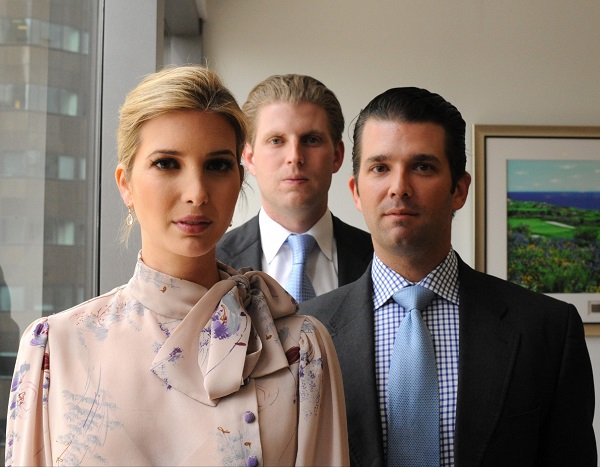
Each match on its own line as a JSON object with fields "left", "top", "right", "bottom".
{"left": 287, "top": 234, "right": 316, "bottom": 264}
{"left": 392, "top": 285, "right": 435, "bottom": 312}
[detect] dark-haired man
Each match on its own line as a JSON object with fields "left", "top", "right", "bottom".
{"left": 301, "top": 87, "right": 596, "bottom": 466}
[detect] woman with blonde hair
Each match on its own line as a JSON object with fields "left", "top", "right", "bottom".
{"left": 6, "top": 65, "right": 349, "bottom": 466}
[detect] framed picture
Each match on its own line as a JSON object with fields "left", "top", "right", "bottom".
{"left": 473, "top": 125, "right": 600, "bottom": 335}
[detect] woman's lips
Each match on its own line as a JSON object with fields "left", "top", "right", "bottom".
{"left": 173, "top": 215, "right": 212, "bottom": 234}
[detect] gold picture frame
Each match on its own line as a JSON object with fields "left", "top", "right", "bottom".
{"left": 473, "top": 125, "right": 600, "bottom": 335}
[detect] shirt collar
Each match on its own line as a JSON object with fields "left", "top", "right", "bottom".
{"left": 371, "top": 249, "right": 460, "bottom": 310}
{"left": 128, "top": 251, "right": 208, "bottom": 320}
{"left": 128, "top": 252, "right": 298, "bottom": 406}
{"left": 258, "top": 208, "right": 334, "bottom": 263}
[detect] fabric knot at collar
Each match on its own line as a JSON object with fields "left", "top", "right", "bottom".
{"left": 149, "top": 263, "right": 298, "bottom": 406}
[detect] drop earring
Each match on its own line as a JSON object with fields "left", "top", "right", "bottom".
{"left": 126, "top": 207, "right": 134, "bottom": 226}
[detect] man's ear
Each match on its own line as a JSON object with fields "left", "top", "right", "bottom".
{"left": 452, "top": 172, "right": 471, "bottom": 212}
{"left": 115, "top": 163, "right": 133, "bottom": 207}
{"left": 332, "top": 140, "right": 344, "bottom": 174}
{"left": 242, "top": 143, "right": 257, "bottom": 176}
{"left": 349, "top": 175, "right": 362, "bottom": 212}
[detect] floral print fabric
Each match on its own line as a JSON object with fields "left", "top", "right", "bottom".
{"left": 5, "top": 256, "right": 349, "bottom": 466}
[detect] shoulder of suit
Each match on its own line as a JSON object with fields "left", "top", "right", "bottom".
{"left": 299, "top": 278, "right": 370, "bottom": 335}
{"left": 217, "top": 217, "right": 260, "bottom": 254}
{"left": 301, "top": 274, "right": 366, "bottom": 312}
{"left": 331, "top": 216, "right": 372, "bottom": 246}
{"left": 458, "top": 258, "right": 574, "bottom": 314}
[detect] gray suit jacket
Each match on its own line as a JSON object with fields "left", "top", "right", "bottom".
{"left": 300, "top": 256, "right": 596, "bottom": 467}
{"left": 216, "top": 214, "right": 373, "bottom": 287}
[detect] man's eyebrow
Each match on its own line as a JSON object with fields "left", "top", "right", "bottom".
{"left": 363, "top": 154, "right": 390, "bottom": 164}
{"left": 413, "top": 153, "right": 441, "bottom": 161}
{"left": 362, "top": 153, "right": 442, "bottom": 165}
{"left": 262, "top": 129, "right": 326, "bottom": 137}
{"left": 262, "top": 130, "right": 284, "bottom": 139}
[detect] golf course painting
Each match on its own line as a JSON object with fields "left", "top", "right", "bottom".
{"left": 507, "top": 160, "right": 600, "bottom": 294}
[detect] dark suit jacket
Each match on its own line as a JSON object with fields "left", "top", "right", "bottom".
{"left": 300, "top": 256, "right": 596, "bottom": 467}
{"left": 216, "top": 214, "right": 373, "bottom": 287}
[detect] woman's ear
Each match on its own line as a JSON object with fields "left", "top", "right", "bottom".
{"left": 238, "top": 161, "right": 245, "bottom": 188}
{"left": 115, "top": 163, "right": 133, "bottom": 207}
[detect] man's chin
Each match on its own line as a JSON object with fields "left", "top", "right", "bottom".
{"left": 280, "top": 192, "right": 319, "bottom": 210}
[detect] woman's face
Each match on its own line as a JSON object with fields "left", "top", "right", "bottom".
{"left": 116, "top": 110, "right": 241, "bottom": 276}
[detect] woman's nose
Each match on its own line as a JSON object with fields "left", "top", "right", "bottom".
{"left": 183, "top": 172, "right": 209, "bottom": 205}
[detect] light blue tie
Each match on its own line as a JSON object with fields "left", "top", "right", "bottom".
{"left": 285, "top": 234, "right": 317, "bottom": 302}
{"left": 387, "top": 285, "right": 439, "bottom": 467}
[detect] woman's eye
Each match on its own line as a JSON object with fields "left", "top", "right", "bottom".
{"left": 207, "top": 159, "right": 235, "bottom": 172}
{"left": 151, "top": 158, "right": 179, "bottom": 170}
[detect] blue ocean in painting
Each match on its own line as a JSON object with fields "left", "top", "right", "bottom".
{"left": 508, "top": 191, "right": 600, "bottom": 211}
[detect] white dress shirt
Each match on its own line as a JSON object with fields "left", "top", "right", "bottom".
{"left": 258, "top": 209, "right": 338, "bottom": 296}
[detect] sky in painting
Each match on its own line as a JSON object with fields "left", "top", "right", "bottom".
{"left": 507, "top": 160, "right": 600, "bottom": 192}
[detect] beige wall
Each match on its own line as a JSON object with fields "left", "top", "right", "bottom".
{"left": 202, "top": 0, "right": 600, "bottom": 447}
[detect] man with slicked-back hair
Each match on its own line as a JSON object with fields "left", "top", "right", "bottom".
{"left": 301, "top": 86, "right": 596, "bottom": 467}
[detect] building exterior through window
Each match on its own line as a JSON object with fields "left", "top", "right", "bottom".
{"left": 0, "top": 1, "right": 204, "bottom": 459}
{"left": 0, "top": 0, "right": 100, "bottom": 458}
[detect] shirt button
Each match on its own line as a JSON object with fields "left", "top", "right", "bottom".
{"left": 246, "top": 455, "right": 258, "bottom": 467}
{"left": 244, "top": 411, "right": 256, "bottom": 423}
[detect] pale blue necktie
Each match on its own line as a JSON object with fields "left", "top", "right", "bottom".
{"left": 285, "top": 234, "right": 317, "bottom": 302}
{"left": 387, "top": 285, "right": 439, "bottom": 467}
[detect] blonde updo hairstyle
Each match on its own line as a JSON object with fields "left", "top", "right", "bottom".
{"left": 118, "top": 64, "right": 247, "bottom": 182}
{"left": 117, "top": 65, "right": 247, "bottom": 240}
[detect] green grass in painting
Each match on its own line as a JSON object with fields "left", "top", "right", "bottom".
{"left": 506, "top": 198, "right": 600, "bottom": 293}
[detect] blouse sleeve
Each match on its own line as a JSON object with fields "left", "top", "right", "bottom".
{"left": 294, "top": 315, "right": 350, "bottom": 466}
{"left": 5, "top": 318, "right": 53, "bottom": 467}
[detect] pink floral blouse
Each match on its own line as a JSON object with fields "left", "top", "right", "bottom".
{"left": 5, "top": 256, "right": 349, "bottom": 466}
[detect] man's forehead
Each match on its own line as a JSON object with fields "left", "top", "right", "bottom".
{"left": 255, "top": 101, "right": 330, "bottom": 132}
{"left": 359, "top": 119, "right": 448, "bottom": 161}
{"left": 361, "top": 118, "right": 446, "bottom": 139}
{"left": 364, "top": 117, "right": 445, "bottom": 131}
{"left": 256, "top": 100, "right": 326, "bottom": 116}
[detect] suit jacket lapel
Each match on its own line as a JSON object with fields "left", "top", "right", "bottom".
{"left": 454, "top": 260, "right": 519, "bottom": 466}
{"left": 218, "top": 215, "right": 263, "bottom": 271}
{"left": 332, "top": 215, "right": 373, "bottom": 287}
{"left": 321, "top": 267, "right": 385, "bottom": 466}
{"left": 333, "top": 216, "right": 356, "bottom": 286}
{"left": 240, "top": 216, "right": 263, "bottom": 270}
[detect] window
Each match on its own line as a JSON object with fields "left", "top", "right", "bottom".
{"left": 0, "top": 0, "right": 99, "bottom": 458}
{"left": 0, "top": 1, "right": 204, "bottom": 459}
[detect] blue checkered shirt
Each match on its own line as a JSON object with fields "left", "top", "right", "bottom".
{"left": 373, "top": 250, "right": 460, "bottom": 466}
